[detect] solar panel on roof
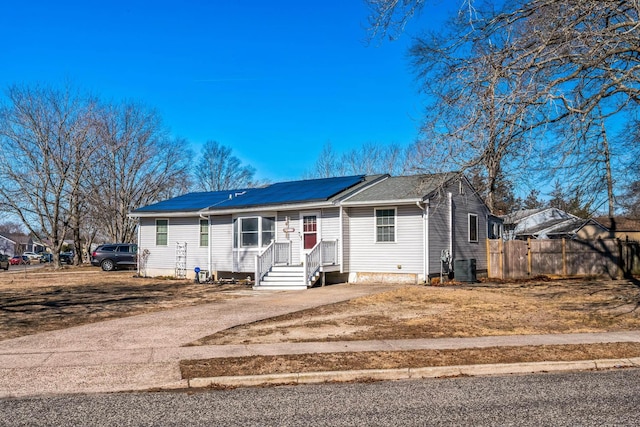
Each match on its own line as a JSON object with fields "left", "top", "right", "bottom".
{"left": 133, "top": 190, "right": 238, "bottom": 212}
{"left": 213, "top": 175, "right": 365, "bottom": 209}
{"left": 133, "top": 175, "right": 365, "bottom": 213}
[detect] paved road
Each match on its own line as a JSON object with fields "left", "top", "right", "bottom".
{"left": 2, "top": 262, "right": 45, "bottom": 273}
{"left": 2, "top": 369, "right": 640, "bottom": 426}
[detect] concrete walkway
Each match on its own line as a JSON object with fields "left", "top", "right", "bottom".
{"left": 2, "top": 283, "right": 640, "bottom": 398}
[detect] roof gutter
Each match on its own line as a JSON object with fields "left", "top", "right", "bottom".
{"left": 198, "top": 200, "right": 339, "bottom": 216}
{"left": 129, "top": 211, "right": 210, "bottom": 219}
{"left": 341, "top": 198, "right": 423, "bottom": 207}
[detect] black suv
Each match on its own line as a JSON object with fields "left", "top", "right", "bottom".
{"left": 91, "top": 244, "right": 138, "bottom": 271}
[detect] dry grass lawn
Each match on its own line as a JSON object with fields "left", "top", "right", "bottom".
{"left": 182, "top": 277, "right": 640, "bottom": 378}
{"left": 180, "top": 342, "right": 640, "bottom": 378}
{"left": 188, "top": 277, "right": 640, "bottom": 345}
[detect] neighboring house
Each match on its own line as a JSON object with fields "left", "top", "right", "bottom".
{"left": 501, "top": 208, "right": 586, "bottom": 240}
{"left": 19, "top": 235, "right": 47, "bottom": 254}
{"left": 130, "top": 173, "right": 493, "bottom": 289}
{"left": 0, "top": 232, "right": 47, "bottom": 256}
{"left": 577, "top": 216, "right": 640, "bottom": 242}
{"left": 0, "top": 233, "right": 17, "bottom": 256}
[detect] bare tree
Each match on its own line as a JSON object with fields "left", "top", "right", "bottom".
{"left": 408, "top": 15, "right": 543, "bottom": 212}
{"left": 0, "top": 221, "right": 27, "bottom": 235}
{"left": 0, "top": 84, "right": 95, "bottom": 267}
{"left": 88, "top": 102, "right": 191, "bottom": 243}
{"left": 542, "top": 105, "right": 619, "bottom": 217}
{"left": 306, "top": 141, "right": 412, "bottom": 178}
{"left": 620, "top": 180, "right": 640, "bottom": 217}
{"left": 307, "top": 142, "right": 341, "bottom": 178}
{"left": 619, "top": 115, "right": 640, "bottom": 216}
{"left": 367, "top": 0, "right": 640, "bottom": 213}
{"left": 367, "top": 0, "right": 640, "bottom": 111}
{"left": 194, "top": 140, "right": 256, "bottom": 191}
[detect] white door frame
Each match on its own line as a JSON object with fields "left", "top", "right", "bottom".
{"left": 299, "top": 211, "right": 321, "bottom": 259}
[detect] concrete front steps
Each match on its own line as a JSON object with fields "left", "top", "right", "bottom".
{"left": 254, "top": 265, "right": 319, "bottom": 290}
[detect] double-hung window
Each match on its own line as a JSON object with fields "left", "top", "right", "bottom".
{"left": 261, "top": 217, "right": 275, "bottom": 247}
{"left": 199, "top": 219, "right": 209, "bottom": 247}
{"left": 375, "top": 208, "right": 396, "bottom": 243}
{"left": 468, "top": 213, "right": 479, "bottom": 242}
{"left": 241, "top": 218, "right": 259, "bottom": 247}
{"left": 156, "top": 219, "right": 168, "bottom": 246}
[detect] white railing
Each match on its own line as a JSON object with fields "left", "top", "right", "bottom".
{"left": 321, "top": 239, "right": 338, "bottom": 265}
{"left": 273, "top": 241, "right": 291, "bottom": 265}
{"left": 255, "top": 241, "right": 291, "bottom": 284}
{"left": 304, "top": 239, "right": 338, "bottom": 286}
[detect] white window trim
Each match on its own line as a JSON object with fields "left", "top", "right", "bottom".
{"left": 374, "top": 207, "right": 397, "bottom": 243}
{"left": 199, "top": 218, "right": 209, "bottom": 247}
{"left": 156, "top": 218, "right": 169, "bottom": 247}
{"left": 234, "top": 214, "right": 276, "bottom": 250}
{"left": 468, "top": 213, "right": 479, "bottom": 243}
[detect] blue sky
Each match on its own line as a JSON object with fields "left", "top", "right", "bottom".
{"left": 1, "top": 1, "right": 448, "bottom": 182}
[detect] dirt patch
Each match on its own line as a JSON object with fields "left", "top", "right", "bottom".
{"left": 0, "top": 266, "right": 250, "bottom": 341}
{"left": 188, "top": 278, "right": 640, "bottom": 346}
{"left": 180, "top": 342, "right": 640, "bottom": 378}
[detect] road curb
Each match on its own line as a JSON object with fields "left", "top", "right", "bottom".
{"left": 186, "top": 357, "right": 640, "bottom": 389}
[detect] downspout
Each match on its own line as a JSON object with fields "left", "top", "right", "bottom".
{"left": 199, "top": 213, "right": 212, "bottom": 277}
{"left": 136, "top": 217, "right": 141, "bottom": 277}
{"left": 339, "top": 205, "right": 343, "bottom": 274}
{"left": 416, "top": 200, "right": 429, "bottom": 283}
{"left": 448, "top": 192, "right": 453, "bottom": 264}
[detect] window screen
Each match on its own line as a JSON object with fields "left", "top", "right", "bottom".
{"left": 376, "top": 209, "right": 395, "bottom": 242}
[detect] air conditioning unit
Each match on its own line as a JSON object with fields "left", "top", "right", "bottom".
{"left": 454, "top": 259, "right": 477, "bottom": 282}
{"left": 198, "top": 270, "right": 209, "bottom": 282}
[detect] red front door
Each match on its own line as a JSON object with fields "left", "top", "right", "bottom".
{"left": 303, "top": 215, "right": 317, "bottom": 250}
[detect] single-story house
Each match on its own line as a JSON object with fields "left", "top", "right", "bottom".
{"left": 576, "top": 216, "right": 640, "bottom": 242}
{"left": 0, "top": 232, "right": 47, "bottom": 256}
{"left": 130, "top": 173, "right": 494, "bottom": 289}
{"left": 501, "top": 207, "right": 587, "bottom": 240}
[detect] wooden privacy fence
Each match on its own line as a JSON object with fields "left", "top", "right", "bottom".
{"left": 487, "top": 238, "right": 640, "bottom": 280}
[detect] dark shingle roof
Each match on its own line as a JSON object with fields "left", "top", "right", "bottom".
{"left": 343, "top": 173, "right": 459, "bottom": 203}
{"left": 593, "top": 216, "right": 640, "bottom": 232}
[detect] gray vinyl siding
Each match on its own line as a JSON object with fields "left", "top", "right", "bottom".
{"left": 427, "top": 199, "right": 452, "bottom": 276}
{"left": 320, "top": 208, "right": 340, "bottom": 240}
{"left": 348, "top": 204, "right": 424, "bottom": 274}
{"left": 139, "top": 216, "right": 209, "bottom": 273}
{"left": 211, "top": 214, "right": 233, "bottom": 272}
{"left": 342, "top": 208, "right": 350, "bottom": 271}
{"left": 139, "top": 217, "right": 172, "bottom": 272}
{"left": 451, "top": 190, "right": 488, "bottom": 271}
{"left": 425, "top": 180, "right": 489, "bottom": 275}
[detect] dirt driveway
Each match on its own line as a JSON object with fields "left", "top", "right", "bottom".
{"left": 0, "top": 266, "right": 250, "bottom": 341}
